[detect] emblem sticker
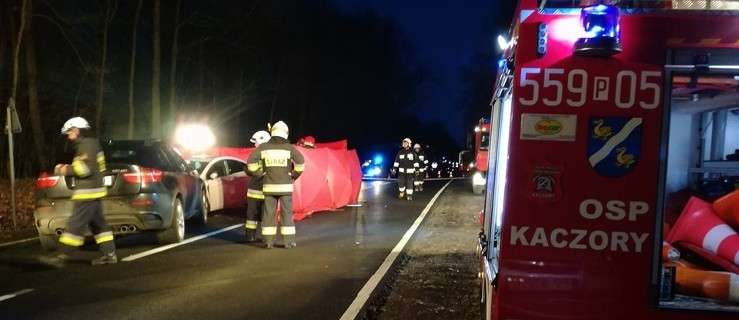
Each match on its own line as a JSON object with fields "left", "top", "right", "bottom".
{"left": 527, "top": 163, "right": 563, "bottom": 203}
{"left": 587, "top": 116, "right": 642, "bottom": 177}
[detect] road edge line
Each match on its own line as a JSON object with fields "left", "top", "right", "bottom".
{"left": 339, "top": 179, "right": 454, "bottom": 320}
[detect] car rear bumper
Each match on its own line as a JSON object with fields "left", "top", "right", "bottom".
{"left": 34, "top": 194, "right": 174, "bottom": 236}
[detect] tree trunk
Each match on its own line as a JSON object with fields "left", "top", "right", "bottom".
{"left": 127, "top": 0, "right": 142, "bottom": 139}
{"left": 167, "top": 0, "right": 181, "bottom": 124}
{"left": 151, "top": 0, "right": 162, "bottom": 138}
{"left": 22, "top": 0, "right": 47, "bottom": 170}
{"left": 95, "top": 0, "right": 114, "bottom": 135}
{"left": 10, "top": 0, "right": 26, "bottom": 100}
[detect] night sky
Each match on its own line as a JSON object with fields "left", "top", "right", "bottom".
{"left": 335, "top": 0, "right": 500, "bottom": 146}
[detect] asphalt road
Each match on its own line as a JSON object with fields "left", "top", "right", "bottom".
{"left": 0, "top": 179, "right": 465, "bottom": 320}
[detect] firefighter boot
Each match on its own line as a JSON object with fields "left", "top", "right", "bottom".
{"left": 91, "top": 252, "right": 118, "bottom": 266}
{"left": 399, "top": 192, "right": 405, "bottom": 199}
{"left": 407, "top": 195, "right": 413, "bottom": 201}
{"left": 245, "top": 229, "right": 257, "bottom": 243}
{"left": 263, "top": 235, "right": 275, "bottom": 249}
{"left": 284, "top": 235, "right": 296, "bottom": 249}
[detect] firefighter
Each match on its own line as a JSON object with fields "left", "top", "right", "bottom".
{"left": 38, "top": 117, "right": 117, "bottom": 268}
{"left": 246, "top": 121, "right": 305, "bottom": 249}
{"left": 244, "top": 130, "right": 271, "bottom": 243}
{"left": 413, "top": 143, "right": 428, "bottom": 192}
{"left": 391, "top": 138, "right": 419, "bottom": 201}
{"left": 301, "top": 135, "right": 316, "bottom": 148}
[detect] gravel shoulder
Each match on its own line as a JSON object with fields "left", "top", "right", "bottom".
{"left": 369, "top": 179, "right": 484, "bottom": 320}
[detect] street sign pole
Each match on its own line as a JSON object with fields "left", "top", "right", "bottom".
{"left": 5, "top": 98, "right": 21, "bottom": 231}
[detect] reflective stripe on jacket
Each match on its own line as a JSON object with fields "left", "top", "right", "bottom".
{"left": 67, "top": 137, "right": 107, "bottom": 201}
{"left": 246, "top": 136, "right": 305, "bottom": 196}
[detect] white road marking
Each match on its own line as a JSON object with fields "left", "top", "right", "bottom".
{"left": 0, "top": 288, "right": 34, "bottom": 302}
{"left": 340, "top": 179, "right": 453, "bottom": 320}
{"left": 121, "top": 224, "right": 242, "bottom": 262}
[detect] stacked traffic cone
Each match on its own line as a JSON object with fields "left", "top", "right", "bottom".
{"left": 664, "top": 264, "right": 739, "bottom": 303}
{"left": 662, "top": 241, "right": 680, "bottom": 262}
{"left": 713, "top": 189, "right": 739, "bottom": 229}
{"left": 666, "top": 196, "right": 739, "bottom": 274}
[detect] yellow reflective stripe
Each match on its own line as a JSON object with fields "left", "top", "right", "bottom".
{"left": 72, "top": 188, "right": 108, "bottom": 200}
{"left": 247, "top": 193, "right": 265, "bottom": 200}
{"left": 263, "top": 184, "right": 293, "bottom": 193}
{"left": 97, "top": 152, "right": 106, "bottom": 172}
{"left": 72, "top": 158, "right": 91, "bottom": 177}
{"left": 59, "top": 233, "right": 84, "bottom": 246}
{"left": 247, "top": 163, "right": 261, "bottom": 172}
{"left": 293, "top": 163, "right": 305, "bottom": 172}
{"left": 281, "top": 226, "right": 296, "bottom": 235}
{"left": 245, "top": 220, "right": 259, "bottom": 229}
{"left": 95, "top": 231, "right": 114, "bottom": 244}
{"left": 262, "top": 227, "right": 277, "bottom": 235}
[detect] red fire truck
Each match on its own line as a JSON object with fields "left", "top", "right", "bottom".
{"left": 478, "top": 0, "right": 739, "bottom": 319}
{"left": 472, "top": 118, "right": 491, "bottom": 194}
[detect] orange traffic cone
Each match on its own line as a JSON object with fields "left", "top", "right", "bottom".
{"left": 662, "top": 241, "right": 680, "bottom": 262}
{"left": 666, "top": 197, "right": 739, "bottom": 273}
{"left": 667, "top": 264, "right": 739, "bottom": 303}
{"left": 714, "top": 189, "right": 739, "bottom": 228}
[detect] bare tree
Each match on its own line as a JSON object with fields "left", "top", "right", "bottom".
{"left": 127, "top": 0, "right": 142, "bottom": 139}
{"left": 151, "top": 0, "right": 161, "bottom": 138}
{"left": 22, "top": 0, "right": 47, "bottom": 170}
{"left": 167, "top": 0, "right": 181, "bottom": 123}
{"left": 95, "top": 0, "right": 116, "bottom": 135}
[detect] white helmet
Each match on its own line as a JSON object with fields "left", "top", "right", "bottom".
{"left": 270, "top": 121, "right": 289, "bottom": 139}
{"left": 414, "top": 143, "right": 421, "bottom": 149}
{"left": 250, "top": 130, "right": 271, "bottom": 144}
{"left": 61, "top": 117, "right": 90, "bottom": 135}
{"left": 402, "top": 138, "right": 412, "bottom": 145}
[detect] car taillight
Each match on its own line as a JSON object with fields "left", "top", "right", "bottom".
{"left": 37, "top": 172, "right": 60, "bottom": 188}
{"left": 123, "top": 168, "right": 164, "bottom": 184}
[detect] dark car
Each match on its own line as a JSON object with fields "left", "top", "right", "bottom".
{"left": 34, "top": 139, "right": 208, "bottom": 250}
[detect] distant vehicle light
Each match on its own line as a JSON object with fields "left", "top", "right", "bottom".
{"left": 371, "top": 167, "right": 381, "bottom": 176}
{"left": 373, "top": 154, "right": 383, "bottom": 165}
{"left": 175, "top": 124, "right": 215, "bottom": 152}
{"left": 431, "top": 162, "right": 438, "bottom": 169}
{"left": 473, "top": 172, "right": 486, "bottom": 186}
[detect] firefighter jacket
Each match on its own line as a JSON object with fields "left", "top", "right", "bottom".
{"left": 246, "top": 136, "right": 305, "bottom": 196}
{"left": 416, "top": 150, "right": 428, "bottom": 173}
{"left": 61, "top": 137, "right": 107, "bottom": 201}
{"left": 245, "top": 165, "right": 265, "bottom": 200}
{"left": 393, "top": 148, "right": 419, "bottom": 174}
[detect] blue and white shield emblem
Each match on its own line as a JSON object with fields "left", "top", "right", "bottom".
{"left": 587, "top": 116, "right": 642, "bottom": 177}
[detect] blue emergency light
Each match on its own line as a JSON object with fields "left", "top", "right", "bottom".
{"left": 373, "top": 154, "right": 383, "bottom": 165}
{"left": 574, "top": 4, "right": 622, "bottom": 57}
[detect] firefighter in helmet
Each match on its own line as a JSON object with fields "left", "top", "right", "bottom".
{"left": 391, "top": 138, "right": 420, "bottom": 200}
{"left": 301, "top": 135, "right": 316, "bottom": 148}
{"left": 38, "top": 117, "right": 117, "bottom": 268}
{"left": 244, "top": 130, "right": 271, "bottom": 243}
{"left": 246, "top": 121, "right": 305, "bottom": 249}
{"left": 413, "top": 143, "right": 428, "bottom": 192}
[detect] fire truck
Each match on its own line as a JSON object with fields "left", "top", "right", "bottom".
{"left": 477, "top": 0, "right": 739, "bottom": 319}
{"left": 472, "top": 118, "right": 491, "bottom": 194}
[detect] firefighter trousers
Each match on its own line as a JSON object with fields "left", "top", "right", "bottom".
{"left": 245, "top": 198, "right": 263, "bottom": 241}
{"left": 58, "top": 200, "right": 115, "bottom": 255}
{"left": 262, "top": 194, "right": 295, "bottom": 246}
{"left": 398, "top": 173, "right": 414, "bottom": 198}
